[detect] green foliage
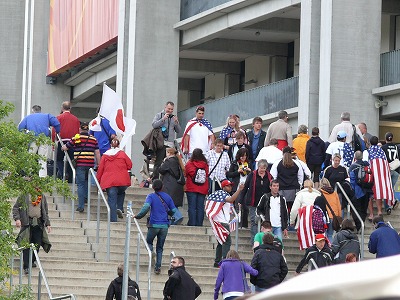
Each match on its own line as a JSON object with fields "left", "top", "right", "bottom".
{"left": 0, "top": 100, "right": 72, "bottom": 298}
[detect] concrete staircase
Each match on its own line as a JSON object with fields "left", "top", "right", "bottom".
{"left": 12, "top": 186, "right": 398, "bottom": 299}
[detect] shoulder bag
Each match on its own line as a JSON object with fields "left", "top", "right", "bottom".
{"left": 321, "top": 193, "right": 343, "bottom": 231}
{"left": 71, "top": 138, "right": 89, "bottom": 168}
{"left": 155, "top": 192, "right": 183, "bottom": 225}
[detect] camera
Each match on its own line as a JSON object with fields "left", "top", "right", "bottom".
{"left": 168, "top": 114, "right": 174, "bottom": 119}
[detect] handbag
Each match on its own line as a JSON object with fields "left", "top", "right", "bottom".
{"left": 389, "top": 158, "right": 400, "bottom": 171}
{"left": 155, "top": 193, "right": 183, "bottom": 225}
{"left": 70, "top": 138, "right": 89, "bottom": 169}
{"left": 240, "top": 262, "right": 251, "bottom": 294}
{"left": 176, "top": 166, "right": 186, "bottom": 185}
{"left": 322, "top": 194, "right": 343, "bottom": 231}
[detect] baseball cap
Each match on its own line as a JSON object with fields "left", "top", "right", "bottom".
{"left": 221, "top": 179, "right": 233, "bottom": 188}
{"left": 315, "top": 234, "right": 326, "bottom": 241}
{"left": 337, "top": 131, "right": 347, "bottom": 139}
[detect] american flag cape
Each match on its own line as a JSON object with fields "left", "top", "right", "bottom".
{"left": 297, "top": 205, "right": 315, "bottom": 250}
{"left": 206, "top": 190, "right": 230, "bottom": 244}
{"left": 181, "top": 118, "right": 213, "bottom": 152}
{"left": 368, "top": 146, "right": 394, "bottom": 206}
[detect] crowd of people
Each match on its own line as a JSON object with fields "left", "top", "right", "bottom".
{"left": 15, "top": 101, "right": 400, "bottom": 298}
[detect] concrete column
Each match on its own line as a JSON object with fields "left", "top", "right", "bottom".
{"left": 319, "top": 0, "right": 381, "bottom": 139}
{"left": 121, "top": 0, "right": 180, "bottom": 173}
{"left": 270, "top": 56, "right": 287, "bottom": 82}
{"left": 245, "top": 55, "right": 270, "bottom": 89}
{"left": 298, "top": 0, "right": 321, "bottom": 130}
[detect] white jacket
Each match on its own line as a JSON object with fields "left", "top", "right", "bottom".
{"left": 290, "top": 188, "right": 321, "bottom": 228}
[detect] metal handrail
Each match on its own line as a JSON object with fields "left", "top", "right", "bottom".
{"left": 232, "top": 208, "right": 239, "bottom": 252}
{"left": 308, "top": 258, "right": 319, "bottom": 271}
{"left": 124, "top": 201, "right": 152, "bottom": 300}
{"left": 335, "top": 182, "right": 365, "bottom": 259}
{"left": 10, "top": 244, "right": 76, "bottom": 299}
{"left": 88, "top": 168, "right": 111, "bottom": 261}
{"left": 56, "top": 134, "right": 77, "bottom": 220}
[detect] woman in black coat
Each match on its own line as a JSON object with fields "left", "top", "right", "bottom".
{"left": 159, "top": 148, "right": 185, "bottom": 207}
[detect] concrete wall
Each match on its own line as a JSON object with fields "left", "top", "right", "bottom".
{"left": 244, "top": 55, "right": 270, "bottom": 90}
{"left": 123, "top": 0, "right": 181, "bottom": 174}
{"left": 0, "top": 2, "right": 69, "bottom": 123}
{"left": 319, "top": 0, "right": 381, "bottom": 140}
{"left": 205, "top": 73, "right": 226, "bottom": 99}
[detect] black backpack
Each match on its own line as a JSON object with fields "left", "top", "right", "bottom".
{"left": 354, "top": 163, "right": 374, "bottom": 189}
{"left": 117, "top": 279, "right": 139, "bottom": 300}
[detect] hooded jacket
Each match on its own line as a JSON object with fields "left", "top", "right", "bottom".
{"left": 96, "top": 149, "right": 132, "bottom": 190}
{"left": 250, "top": 244, "right": 288, "bottom": 288}
{"left": 163, "top": 266, "right": 201, "bottom": 300}
{"left": 331, "top": 229, "right": 360, "bottom": 263}
{"left": 184, "top": 160, "right": 209, "bottom": 194}
{"left": 293, "top": 133, "right": 310, "bottom": 162}
{"left": 320, "top": 188, "right": 341, "bottom": 219}
{"left": 105, "top": 276, "right": 141, "bottom": 300}
{"left": 214, "top": 259, "right": 258, "bottom": 299}
{"left": 305, "top": 136, "right": 326, "bottom": 165}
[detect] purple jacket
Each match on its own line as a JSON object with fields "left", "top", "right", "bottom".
{"left": 214, "top": 259, "right": 258, "bottom": 299}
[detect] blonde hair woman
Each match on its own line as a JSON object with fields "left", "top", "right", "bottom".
{"left": 319, "top": 178, "right": 341, "bottom": 242}
{"left": 158, "top": 148, "right": 185, "bottom": 207}
{"left": 290, "top": 180, "right": 321, "bottom": 228}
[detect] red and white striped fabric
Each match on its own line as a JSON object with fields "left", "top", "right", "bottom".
{"left": 297, "top": 205, "right": 315, "bottom": 250}
{"left": 370, "top": 158, "right": 394, "bottom": 206}
{"left": 206, "top": 190, "right": 231, "bottom": 244}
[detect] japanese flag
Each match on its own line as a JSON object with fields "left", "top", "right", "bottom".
{"left": 89, "top": 116, "right": 102, "bottom": 132}
{"left": 99, "top": 83, "right": 136, "bottom": 148}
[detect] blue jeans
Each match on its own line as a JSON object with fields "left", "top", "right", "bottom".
{"left": 327, "top": 218, "right": 334, "bottom": 242}
{"left": 186, "top": 192, "right": 206, "bottom": 226}
{"left": 76, "top": 166, "right": 90, "bottom": 210}
{"left": 106, "top": 186, "right": 128, "bottom": 222}
{"left": 146, "top": 227, "right": 168, "bottom": 269}
{"left": 272, "top": 226, "right": 283, "bottom": 241}
{"left": 249, "top": 206, "right": 258, "bottom": 244}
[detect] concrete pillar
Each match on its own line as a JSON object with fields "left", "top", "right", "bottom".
{"left": 118, "top": 0, "right": 180, "bottom": 174}
{"left": 270, "top": 56, "right": 287, "bottom": 82}
{"left": 205, "top": 73, "right": 226, "bottom": 99}
{"left": 297, "top": 0, "right": 321, "bottom": 131}
{"left": 318, "top": 0, "right": 381, "bottom": 139}
{"left": 245, "top": 55, "right": 270, "bottom": 89}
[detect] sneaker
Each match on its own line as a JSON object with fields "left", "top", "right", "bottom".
{"left": 213, "top": 262, "right": 220, "bottom": 268}
{"left": 154, "top": 268, "right": 161, "bottom": 275}
{"left": 116, "top": 209, "right": 123, "bottom": 219}
{"left": 76, "top": 207, "right": 84, "bottom": 213}
{"left": 32, "top": 262, "right": 37, "bottom": 268}
{"left": 24, "top": 268, "right": 29, "bottom": 275}
{"left": 386, "top": 208, "right": 392, "bottom": 215}
{"left": 393, "top": 200, "right": 399, "bottom": 210}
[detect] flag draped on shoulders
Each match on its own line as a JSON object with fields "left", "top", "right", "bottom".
{"left": 297, "top": 205, "right": 315, "bottom": 250}
{"left": 181, "top": 118, "right": 214, "bottom": 152}
{"left": 206, "top": 190, "right": 230, "bottom": 244}
{"left": 99, "top": 83, "right": 137, "bottom": 149}
{"left": 368, "top": 145, "right": 394, "bottom": 206}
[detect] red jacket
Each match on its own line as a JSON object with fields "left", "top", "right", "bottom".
{"left": 184, "top": 160, "right": 209, "bottom": 195}
{"left": 97, "top": 149, "right": 132, "bottom": 190}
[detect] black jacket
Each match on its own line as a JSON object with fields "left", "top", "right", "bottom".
{"left": 257, "top": 193, "right": 288, "bottom": 230}
{"left": 331, "top": 229, "right": 360, "bottom": 264}
{"left": 296, "top": 244, "right": 333, "bottom": 273}
{"left": 239, "top": 170, "right": 272, "bottom": 207}
{"left": 250, "top": 244, "right": 288, "bottom": 288}
{"left": 305, "top": 136, "right": 326, "bottom": 165}
{"left": 226, "top": 160, "right": 253, "bottom": 192}
{"left": 247, "top": 129, "right": 266, "bottom": 158}
{"left": 163, "top": 266, "right": 201, "bottom": 300}
{"left": 105, "top": 276, "right": 141, "bottom": 300}
{"left": 227, "top": 143, "right": 253, "bottom": 164}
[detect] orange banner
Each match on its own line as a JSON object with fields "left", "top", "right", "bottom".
{"left": 47, "top": 0, "right": 118, "bottom": 76}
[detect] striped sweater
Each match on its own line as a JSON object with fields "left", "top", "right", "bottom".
{"left": 65, "top": 132, "right": 99, "bottom": 167}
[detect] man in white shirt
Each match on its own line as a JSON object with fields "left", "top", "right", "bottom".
{"left": 325, "top": 131, "right": 346, "bottom": 167}
{"left": 256, "top": 180, "right": 288, "bottom": 240}
{"left": 182, "top": 106, "right": 214, "bottom": 156}
{"left": 256, "top": 138, "right": 283, "bottom": 169}
{"left": 328, "top": 111, "right": 363, "bottom": 145}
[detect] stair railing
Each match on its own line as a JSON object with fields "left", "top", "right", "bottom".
{"left": 56, "top": 134, "right": 77, "bottom": 220}
{"left": 308, "top": 258, "right": 318, "bottom": 271}
{"left": 335, "top": 182, "right": 365, "bottom": 259}
{"left": 124, "top": 201, "right": 152, "bottom": 300}
{"left": 10, "top": 244, "right": 76, "bottom": 299}
{"left": 88, "top": 168, "right": 111, "bottom": 261}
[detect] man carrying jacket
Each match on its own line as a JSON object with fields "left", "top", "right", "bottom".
{"left": 163, "top": 256, "right": 201, "bottom": 300}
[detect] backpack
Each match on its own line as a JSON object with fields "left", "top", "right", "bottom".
{"left": 312, "top": 209, "right": 325, "bottom": 234}
{"left": 193, "top": 167, "right": 207, "bottom": 185}
{"left": 354, "top": 163, "right": 374, "bottom": 189}
{"left": 116, "top": 279, "right": 139, "bottom": 300}
{"left": 352, "top": 125, "right": 366, "bottom": 152}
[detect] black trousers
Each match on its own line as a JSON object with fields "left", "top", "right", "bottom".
{"left": 23, "top": 225, "right": 43, "bottom": 269}
{"left": 153, "top": 145, "right": 167, "bottom": 179}
{"left": 351, "top": 194, "right": 369, "bottom": 231}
